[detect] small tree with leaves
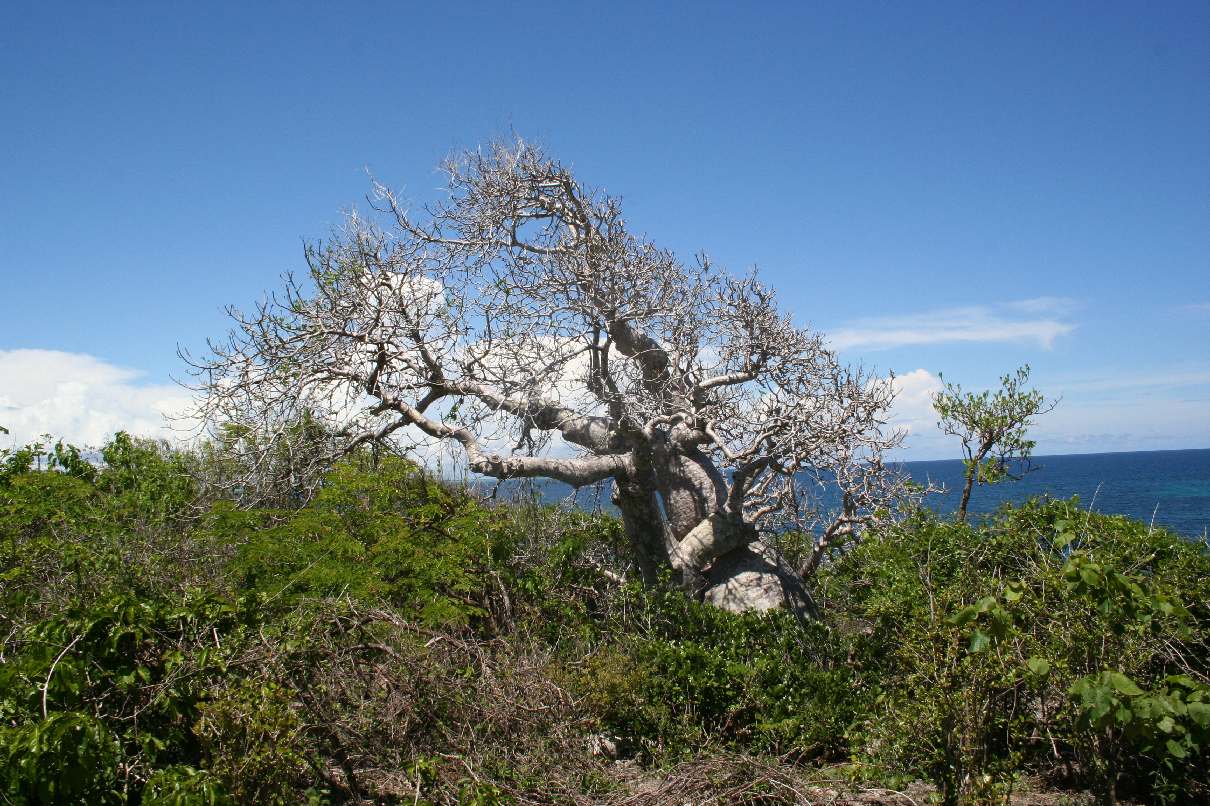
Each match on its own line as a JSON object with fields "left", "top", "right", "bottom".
{"left": 932, "top": 365, "right": 1056, "bottom": 521}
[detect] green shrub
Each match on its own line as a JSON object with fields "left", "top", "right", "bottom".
{"left": 140, "top": 767, "right": 233, "bottom": 806}
{"left": 229, "top": 454, "right": 505, "bottom": 628}
{"left": 0, "top": 465, "right": 110, "bottom": 623}
{"left": 195, "top": 680, "right": 312, "bottom": 805}
{"left": 4, "top": 432, "right": 1207, "bottom": 803}
{"left": 1, "top": 433, "right": 224, "bottom": 632}
{"left": 823, "top": 499, "right": 1209, "bottom": 804}
{"left": 0, "top": 590, "right": 257, "bottom": 802}
{"left": 97, "top": 432, "right": 197, "bottom": 528}
{"left": 0, "top": 712, "right": 123, "bottom": 804}
{"left": 575, "top": 583, "right": 860, "bottom": 761}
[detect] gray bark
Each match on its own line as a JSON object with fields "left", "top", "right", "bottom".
{"left": 611, "top": 480, "right": 671, "bottom": 584}
{"left": 189, "top": 139, "right": 913, "bottom": 615}
{"left": 705, "top": 542, "right": 819, "bottom": 618}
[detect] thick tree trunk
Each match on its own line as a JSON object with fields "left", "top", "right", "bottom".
{"left": 705, "top": 542, "right": 820, "bottom": 618}
{"left": 613, "top": 445, "right": 818, "bottom": 617}
{"left": 611, "top": 480, "right": 671, "bottom": 584}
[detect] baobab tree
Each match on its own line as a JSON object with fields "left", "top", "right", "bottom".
{"left": 188, "top": 140, "right": 911, "bottom": 613}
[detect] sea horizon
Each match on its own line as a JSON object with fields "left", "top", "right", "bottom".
{"left": 894, "top": 445, "right": 1210, "bottom": 464}
{"left": 895, "top": 447, "right": 1210, "bottom": 539}
{"left": 502, "top": 447, "right": 1210, "bottom": 541}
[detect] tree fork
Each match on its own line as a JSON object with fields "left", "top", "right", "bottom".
{"left": 189, "top": 138, "right": 914, "bottom": 614}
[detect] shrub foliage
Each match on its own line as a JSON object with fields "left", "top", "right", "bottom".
{"left": 0, "top": 433, "right": 1206, "bottom": 804}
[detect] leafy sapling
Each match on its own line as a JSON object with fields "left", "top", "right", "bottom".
{"left": 932, "top": 365, "right": 1057, "bottom": 521}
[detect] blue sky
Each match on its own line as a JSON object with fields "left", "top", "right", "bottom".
{"left": 1, "top": 1, "right": 1207, "bottom": 458}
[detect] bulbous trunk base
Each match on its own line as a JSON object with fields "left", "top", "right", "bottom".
{"left": 614, "top": 458, "right": 819, "bottom": 618}
{"left": 704, "top": 542, "right": 819, "bottom": 619}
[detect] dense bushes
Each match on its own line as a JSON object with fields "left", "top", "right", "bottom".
{"left": 227, "top": 454, "right": 505, "bottom": 626}
{"left": 0, "top": 435, "right": 622, "bottom": 803}
{"left": 821, "top": 502, "right": 1209, "bottom": 803}
{"left": 575, "top": 587, "right": 859, "bottom": 761}
{"left": 1, "top": 433, "right": 1207, "bottom": 803}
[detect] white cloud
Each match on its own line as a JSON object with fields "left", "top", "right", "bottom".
{"left": 0, "top": 349, "right": 192, "bottom": 449}
{"left": 1054, "top": 368, "right": 1210, "bottom": 395}
{"left": 1003, "top": 296, "right": 1078, "bottom": 315}
{"left": 888, "top": 369, "right": 943, "bottom": 431}
{"left": 881, "top": 365, "right": 1210, "bottom": 460}
{"left": 829, "top": 301, "right": 1076, "bottom": 352}
{"left": 885, "top": 368, "right": 951, "bottom": 458}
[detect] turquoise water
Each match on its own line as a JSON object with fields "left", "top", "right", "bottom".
{"left": 901, "top": 448, "right": 1210, "bottom": 539}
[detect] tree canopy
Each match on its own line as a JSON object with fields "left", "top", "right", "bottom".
{"left": 188, "top": 140, "right": 912, "bottom": 611}
{"left": 932, "top": 364, "right": 1057, "bottom": 520}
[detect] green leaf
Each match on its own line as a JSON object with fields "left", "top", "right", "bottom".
{"left": 1089, "top": 690, "right": 1114, "bottom": 722}
{"left": 1105, "top": 671, "right": 1144, "bottom": 697}
{"left": 946, "top": 605, "right": 978, "bottom": 627}
{"left": 969, "top": 629, "right": 991, "bottom": 653}
{"left": 1166, "top": 739, "right": 1188, "bottom": 759}
{"left": 1187, "top": 702, "right": 1210, "bottom": 728}
{"left": 1026, "top": 657, "right": 1050, "bottom": 677}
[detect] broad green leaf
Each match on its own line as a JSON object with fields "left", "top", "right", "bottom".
{"left": 1026, "top": 657, "right": 1050, "bottom": 677}
{"left": 1105, "top": 671, "right": 1144, "bottom": 697}
{"left": 1187, "top": 702, "right": 1210, "bottom": 729}
{"left": 946, "top": 605, "right": 978, "bottom": 627}
{"left": 1089, "top": 690, "right": 1114, "bottom": 722}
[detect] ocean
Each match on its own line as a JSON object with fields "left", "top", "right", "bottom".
{"left": 899, "top": 448, "right": 1210, "bottom": 539}
{"left": 510, "top": 448, "right": 1210, "bottom": 541}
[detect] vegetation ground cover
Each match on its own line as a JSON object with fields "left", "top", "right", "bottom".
{"left": 1, "top": 434, "right": 1207, "bottom": 804}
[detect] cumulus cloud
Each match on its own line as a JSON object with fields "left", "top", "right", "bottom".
{"left": 829, "top": 301, "right": 1076, "bottom": 352}
{"left": 0, "top": 349, "right": 192, "bottom": 448}
{"left": 884, "top": 368, "right": 951, "bottom": 457}
{"left": 888, "top": 369, "right": 943, "bottom": 431}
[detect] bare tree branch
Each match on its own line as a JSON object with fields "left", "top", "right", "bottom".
{"left": 187, "top": 138, "right": 916, "bottom": 613}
